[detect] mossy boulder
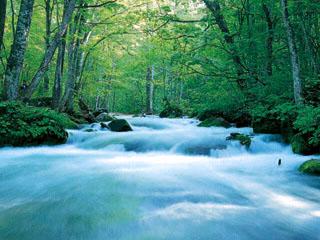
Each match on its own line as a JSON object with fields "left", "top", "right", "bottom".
{"left": 159, "top": 101, "right": 183, "bottom": 118}
{"left": 95, "top": 113, "right": 116, "bottom": 122}
{"left": 299, "top": 159, "right": 320, "bottom": 175}
{"left": 108, "top": 119, "right": 133, "bottom": 132}
{"left": 226, "top": 133, "right": 251, "bottom": 148}
{"left": 290, "top": 135, "right": 320, "bottom": 155}
{"left": 197, "top": 109, "right": 251, "bottom": 127}
{"left": 0, "top": 101, "right": 77, "bottom": 147}
{"left": 198, "top": 117, "right": 231, "bottom": 128}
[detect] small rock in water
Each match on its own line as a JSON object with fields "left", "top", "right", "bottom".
{"left": 108, "top": 119, "right": 133, "bottom": 132}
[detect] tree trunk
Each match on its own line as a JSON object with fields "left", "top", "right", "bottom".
{"left": 202, "top": 0, "right": 246, "bottom": 88}
{"left": 262, "top": 4, "right": 274, "bottom": 77}
{"left": 23, "top": 0, "right": 76, "bottom": 99}
{"left": 59, "top": 19, "right": 78, "bottom": 113}
{"left": 146, "top": 65, "right": 154, "bottom": 114}
{"left": 43, "top": 0, "right": 53, "bottom": 93}
{"left": 0, "top": 0, "right": 7, "bottom": 50}
{"left": 52, "top": 33, "right": 66, "bottom": 109}
{"left": 3, "top": 0, "right": 35, "bottom": 100}
{"left": 280, "top": 0, "right": 303, "bottom": 104}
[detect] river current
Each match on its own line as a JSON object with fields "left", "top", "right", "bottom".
{"left": 0, "top": 116, "right": 319, "bottom": 239}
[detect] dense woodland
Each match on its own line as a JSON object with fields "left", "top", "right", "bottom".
{"left": 0, "top": 0, "right": 319, "bottom": 155}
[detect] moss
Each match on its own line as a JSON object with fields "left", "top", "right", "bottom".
{"left": 159, "top": 101, "right": 183, "bottom": 118}
{"left": 226, "top": 133, "right": 251, "bottom": 148}
{"left": 299, "top": 159, "right": 320, "bottom": 175}
{"left": 290, "top": 134, "right": 319, "bottom": 155}
{"left": 198, "top": 117, "right": 231, "bottom": 128}
{"left": 0, "top": 101, "right": 77, "bottom": 147}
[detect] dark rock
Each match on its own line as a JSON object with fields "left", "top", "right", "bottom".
{"left": 100, "top": 122, "right": 109, "bottom": 129}
{"left": 108, "top": 119, "right": 133, "bottom": 132}
{"left": 84, "top": 128, "right": 97, "bottom": 132}
{"left": 198, "top": 117, "right": 231, "bottom": 128}
{"left": 299, "top": 159, "right": 320, "bottom": 175}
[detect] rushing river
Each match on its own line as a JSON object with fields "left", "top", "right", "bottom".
{"left": 0, "top": 116, "right": 319, "bottom": 240}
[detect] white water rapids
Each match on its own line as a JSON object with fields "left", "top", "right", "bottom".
{"left": 0, "top": 116, "right": 319, "bottom": 239}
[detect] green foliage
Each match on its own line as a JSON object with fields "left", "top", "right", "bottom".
{"left": 0, "top": 102, "right": 77, "bottom": 147}
{"left": 299, "top": 159, "right": 320, "bottom": 175}
{"left": 294, "top": 106, "right": 320, "bottom": 147}
{"left": 159, "top": 100, "right": 183, "bottom": 118}
{"left": 198, "top": 118, "right": 231, "bottom": 128}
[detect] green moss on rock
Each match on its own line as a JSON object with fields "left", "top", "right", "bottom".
{"left": 0, "top": 101, "right": 77, "bottom": 147}
{"left": 159, "top": 101, "right": 183, "bottom": 118}
{"left": 226, "top": 133, "right": 251, "bottom": 148}
{"left": 299, "top": 159, "right": 320, "bottom": 175}
{"left": 198, "top": 117, "right": 231, "bottom": 128}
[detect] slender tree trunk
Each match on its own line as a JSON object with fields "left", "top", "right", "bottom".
{"left": 43, "top": 0, "right": 53, "bottom": 93}
{"left": 23, "top": 0, "right": 76, "bottom": 99}
{"left": 299, "top": 17, "right": 318, "bottom": 75}
{"left": 0, "top": 0, "right": 7, "bottom": 50}
{"left": 280, "top": 0, "right": 303, "bottom": 104}
{"left": 52, "top": 33, "right": 66, "bottom": 109}
{"left": 59, "top": 20, "right": 78, "bottom": 113}
{"left": 203, "top": 0, "right": 246, "bottom": 88}
{"left": 146, "top": 65, "right": 154, "bottom": 114}
{"left": 3, "top": 0, "right": 35, "bottom": 100}
{"left": 262, "top": 4, "right": 274, "bottom": 77}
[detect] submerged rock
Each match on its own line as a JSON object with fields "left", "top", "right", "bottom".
{"left": 198, "top": 117, "right": 231, "bottom": 128}
{"left": 299, "top": 159, "right": 320, "bottom": 175}
{"left": 0, "top": 101, "right": 77, "bottom": 147}
{"left": 226, "top": 133, "right": 251, "bottom": 148}
{"left": 84, "top": 128, "right": 97, "bottom": 132}
{"left": 108, "top": 119, "right": 133, "bottom": 132}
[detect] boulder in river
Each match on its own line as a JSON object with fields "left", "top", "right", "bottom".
{"left": 299, "top": 159, "right": 320, "bottom": 175}
{"left": 198, "top": 117, "right": 231, "bottom": 128}
{"left": 226, "top": 133, "right": 251, "bottom": 148}
{"left": 108, "top": 119, "right": 133, "bottom": 132}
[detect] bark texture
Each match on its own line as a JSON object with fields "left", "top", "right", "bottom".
{"left": 262, "top": 3, "right": 274, "bottom": 77}
{"left": 24, "top": 0, "right": 76, "bottom": 99}
{"left": 146, "top": 65, "right": 154, "bottom": 114}
{"left": 0, "top": 0, "right": 7, "bottom": 49}
{"left": 3, "top": 0, "right": 35, "bottom": 100}
{"left": 280, "top": 0, "right": 303, "bottom": 104}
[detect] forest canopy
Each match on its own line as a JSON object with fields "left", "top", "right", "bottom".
{"left": 0, "top": 0, "right": 319, "bottom": 127}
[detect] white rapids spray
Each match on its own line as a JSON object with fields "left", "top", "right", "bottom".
{"left": 0, "top": 116, "right": 319, "bottom": 240}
